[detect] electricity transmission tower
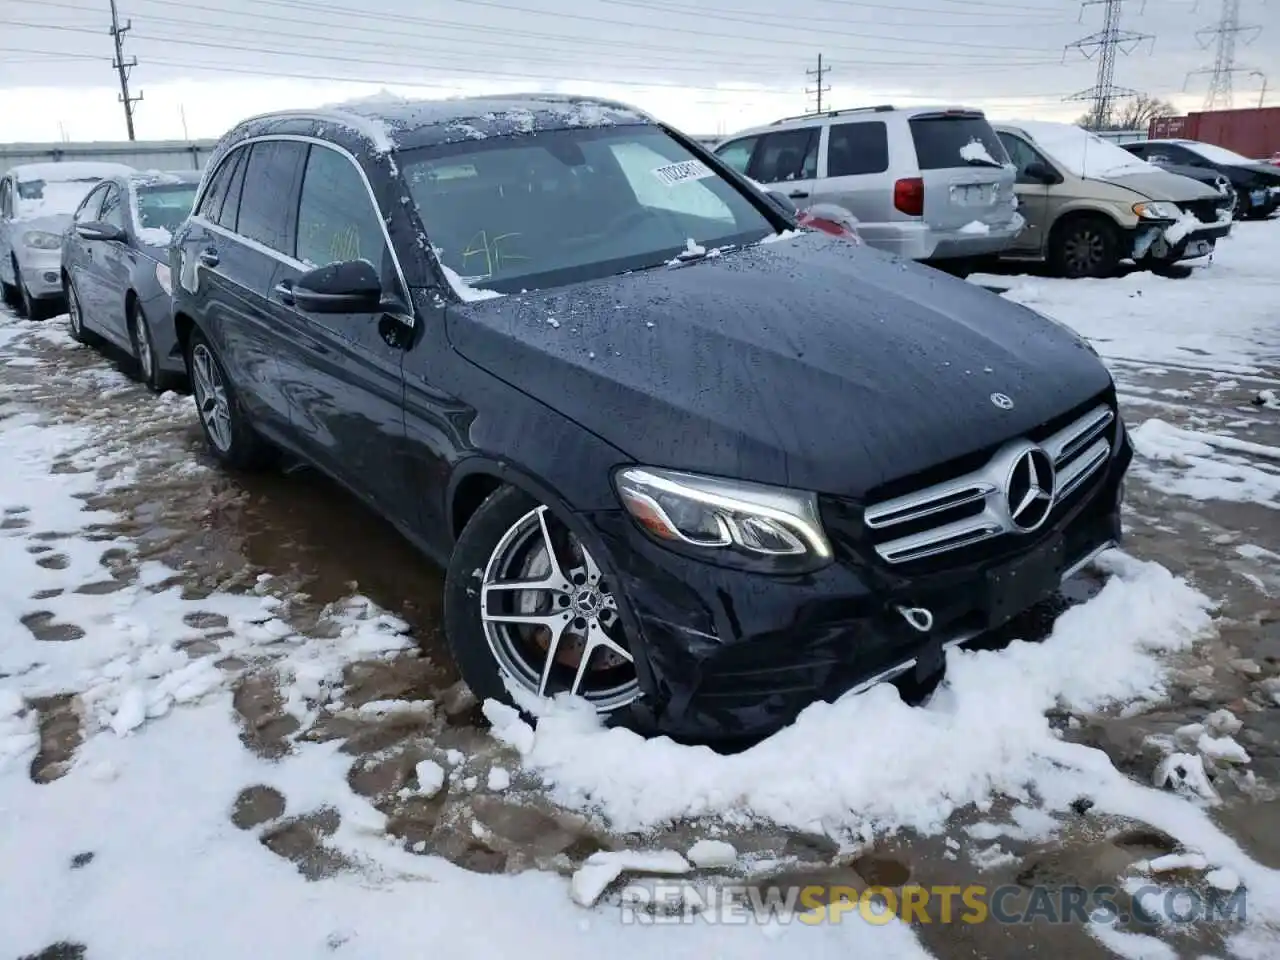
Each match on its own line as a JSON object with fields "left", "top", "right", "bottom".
{"left": 1185, "top": 0, "right": 1263, "bottom": 110}
{"left": 1064, "top": 0, "right": 1154, "bottom": 130}
{"left": 108, "top": 0, "right": 143, "bottom": 140}
{"left": 806, "top": 54, "right": 831, "bottom": 114}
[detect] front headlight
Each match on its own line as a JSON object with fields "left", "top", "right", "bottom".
{"left": 1132, "top": 201, "right": 1181, "bottom": 220}
{"left": 23, "top": 230, "right": 61, "bottom": 250}
{"left": 614, "top": 466, "right": 832, "bottom": 572}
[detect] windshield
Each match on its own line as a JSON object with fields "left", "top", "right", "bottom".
{"left": 1182, "top": 141, "right": 1255, "bottom": 166}
{"left": 400, "top": 125, "right": 775, "bottom": 292}
{"left": 135, "top": 182, "right": 198, "bottom": 236}
{"left": 15, "top": 177, "right": 103, "bottom": 218}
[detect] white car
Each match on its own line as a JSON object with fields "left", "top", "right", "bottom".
{"left": 0, "top": 161, "right": 135, "bottom": 319}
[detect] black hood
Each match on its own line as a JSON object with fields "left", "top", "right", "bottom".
{"left": 444, "top": 233, "right": 1112, "bottom": 498}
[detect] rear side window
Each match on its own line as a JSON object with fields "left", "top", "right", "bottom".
{"left": 827, "top": 121, "right": 889, "bottom": 176}
{"left": 714, "top": 137, "right": 757, "bottom": 174}
{"left": 236, "top": 140, "right": 308, "bottom": 254}
{"left": 747, "top": 128, "right": 819, "bottom": 184}
{"left": 296, "top": 145, "right": 388, "bottom": 268}
{"left": 910, "top": 115, "right": 1009, "bottom": 170}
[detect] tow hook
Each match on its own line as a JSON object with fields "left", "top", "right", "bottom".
{"left": 896, "top": 605, "right": 934, "bottom": 634}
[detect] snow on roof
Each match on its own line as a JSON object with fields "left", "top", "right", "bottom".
{"left": 1005, "top": 120, "right": 1152, "bottom": 179}
{"left": 7, "top": 160, "right": 134, "bottom": 182}
{"left": 129, "top": 169, "right": 200, "bottom": 188}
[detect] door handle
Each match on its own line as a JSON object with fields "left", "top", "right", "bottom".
{"left": 788, "top": 190, "right": 810, "bottom": 199}
{"left": 197, "top": 249, "right": 219, "bottom": 267}
{"left": 274, "top": 281, "right": 295, "bottom": 306}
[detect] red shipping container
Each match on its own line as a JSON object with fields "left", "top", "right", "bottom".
{"left": 1149, "top": 107, "right": 1280, "bottom": 159}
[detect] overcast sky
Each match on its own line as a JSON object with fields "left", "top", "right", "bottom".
{"left": 0, "top": 0, "right": 1276, "bottom": 142}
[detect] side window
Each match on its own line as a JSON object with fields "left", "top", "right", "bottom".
{"left": 75, "top": 184, "right": 108, "bottom": 223}
{"left": 608, "top": 142, "right": 735, "bottom": 223}
{"left": 236, "top": 140, "right": 308, "bottom": 254}
{"left": 99, "top": 186, "right": 127, "bottom": 231}
{"left": 217, "top": 147, "right": 249, "bottom": 231}
{"left": 1167, "top": 146, "right": 1202, "bottom": 166}
{"left": 1, "top": 179, "right": 14, "bottom": 219}
{"left": 714, "top": 137, "right": 757, "bottom": 175}
{"left": 998, "top": 133, "right": 1049, "bottom": 184}
{"left": 296, "top": 145, "right": 389, "bottom": 269}
{"left": 747, "top": 128, "right": 820, "bottom": 184}
{"left": 827, "top": 121, "right": 889, "bottom": 177}
{"left": 197, "top": 151, "right": 238, "bottom": 221}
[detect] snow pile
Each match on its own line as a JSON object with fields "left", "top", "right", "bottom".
{"left": 1011, "top": 121, "right": 1153, "bottom": 180}
{"left": 1163, "top": 210, "right": 1205, "bottom": 247}
{"left": 437, "top": 259, "right": 503, "bottom": 303}
{"left": 959, "top": 139, "right": 999, "bottom": 166}
{"left": 486, "top": 551, "right": 1214, "bottom": 838}
{"left": 959, "top": 220, "right": 990, "bottom": 235}
{"left": 135, "top": 226, "right": 173, "bottom": 247}
{"left": 1130, "top": 418, "right": 1280, "bottom": 508}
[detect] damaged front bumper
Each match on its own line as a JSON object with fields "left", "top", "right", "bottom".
{"left": 1132, "top": 219, "right": 1232, "bottom": 265}
{"left": 588, "top": 428, "right": 1134, "bottom": 742}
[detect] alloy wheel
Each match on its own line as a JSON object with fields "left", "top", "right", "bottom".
{"left": 479, "top": 504, "right": 639, "bottom": 711}
{"left": 1064, "top": 228, "right": 1106, "bottom": 276}
{"left": 190, "top": 343, "right": 233, "bottom": 452}
{"left": 134, "top": 309, "right": 155, "bottom": 382}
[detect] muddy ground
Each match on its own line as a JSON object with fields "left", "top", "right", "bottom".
{"left": 3, "top": 312, "right": 1278, "bottom": 960}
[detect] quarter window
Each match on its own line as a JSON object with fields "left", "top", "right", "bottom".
{"left": 827, "top": 121, "right": 889, "bottom": 176}
{"left": 747, "top": 128, "right": 820, "bottom": 184}
{"left": 296, "top": 145, "right": 388, "bottom": 268}
{"left": 236, "top": 140, "right": 307, "bottom": 254}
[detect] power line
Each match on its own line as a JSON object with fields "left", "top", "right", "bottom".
{"left": 806, "top": 54, "right": 831, "bottom": 113}
{"left": 107, "top": 0, "right": 142, "bottom": 139}
{"left": 1063, "top": 0, "right": 1154, "bottom": 130}
{"left": 1185, "top": 0, "right": 1263, "bottom": 110}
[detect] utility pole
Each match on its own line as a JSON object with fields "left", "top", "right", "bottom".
{"left": 108, "top": 0, "right": 143, "bottom": 140}
{"left": 1185, "top": 0, "right": 1263, "bottom": 110}
{"left": 806, "top": 54, "right": 831, "bottom": 114}
{"left": 1063, "top": 0, "right": 1153, "bottom": 131}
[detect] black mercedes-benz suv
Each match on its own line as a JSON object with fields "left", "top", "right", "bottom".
{"left": 171, "top": 94, "right": 1132, "bottom": 741}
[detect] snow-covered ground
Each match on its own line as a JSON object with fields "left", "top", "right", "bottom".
{"left": 2, "top": 219, "right": 1280, "bottom": 959}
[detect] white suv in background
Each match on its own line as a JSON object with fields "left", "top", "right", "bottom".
{"left": 714, "top": 105, "right": 1024, "bottom": 267}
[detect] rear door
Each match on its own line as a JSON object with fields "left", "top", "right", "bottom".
{"left": 907, "top": 111, "right": 1016, "bottom": 231}
{"left": 810, "top": 119, "right": 892, "bottom": 227}
{"left": 745, "top": 126, "right": 821, "bottom": 205}
{"left": 269, "top": 142, "right": 410, "bottom": 514}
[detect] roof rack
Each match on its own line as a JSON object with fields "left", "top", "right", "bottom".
{"left": 769, "top": 104, "right": 895, "bottom": 126}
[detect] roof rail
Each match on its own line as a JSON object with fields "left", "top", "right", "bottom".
{"left": 769, "top": 104, "right": 895, "bottom": 126}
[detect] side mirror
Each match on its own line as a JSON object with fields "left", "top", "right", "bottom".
{"left": 1023, "top": 161, "right": 1058, "bottom": 185}
{"left": 77, "top": 221, "right": 127, "bottom": 242}
{"left": 292, "top": 259, "right": 384, "bottom": 314}
{"left": 765, "top": 190, "right": 798, "bottom": 216}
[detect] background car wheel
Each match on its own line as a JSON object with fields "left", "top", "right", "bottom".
{"left": 129, "top": 300, "right": 176, "bottom": 393}
{"left": 1051, "top": 216, "right": 1120, "bottom": 279}
{"left": 14, "top": 265, "right": 49, "bottom": 321}
{"left": 444, "top": 485, "right": 641, "bottom": 721}
{"left": 1233, "top": 188, "right": 1252, "bottom": 221}
{"left": 184, "top": 330, "right": 273, "bottom": 470}
{"left": 65, "top": 278, "right": 97, "bottom": 345}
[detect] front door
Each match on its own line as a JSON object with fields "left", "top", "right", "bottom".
{"left": 998, "top": 132, "right": 1055, "bottom": 256}
{"left": 271, "top": 142, "right": 409, "bottom": 516}
{"left": 79, "top": 184, "right": 132, "bottom": 347}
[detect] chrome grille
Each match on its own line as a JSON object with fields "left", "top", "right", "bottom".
{"left": 864, "top": 404, "right": 1115, "bottom": 565}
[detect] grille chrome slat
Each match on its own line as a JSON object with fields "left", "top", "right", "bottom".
{"left": 864, "top": 403, "right": 1116, "bottom": 565}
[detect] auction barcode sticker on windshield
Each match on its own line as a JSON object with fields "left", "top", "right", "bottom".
{"left": 651, "top": 160, "right": 715, "bottom": 186}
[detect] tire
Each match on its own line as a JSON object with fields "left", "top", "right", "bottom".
{"left": 184, "top": 329, "right": 273, "bottom": 470}
{"left": 443, "top": 484, "right": 641, "bottom": 721}
{"left": 1233, "top": 188, "right": 1252, "bottom": 221}
{"left": 65, "top": 276, "right": 97, "bottom": 346}
{"left": 14, "top": 265, "right": 48, "bottom": 321}
{"left": 1050, "top": 216, "right": 1121, "bottom": 279}
{"left": 128, "top": 299, "right": 177, "bottom": 393}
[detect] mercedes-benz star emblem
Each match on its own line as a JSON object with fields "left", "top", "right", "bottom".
{"left": 1005, "top": 447, "right": 1056, "bottom": 532}
{"left": 990, "top": 392, "right": 1014, "bottom": 410}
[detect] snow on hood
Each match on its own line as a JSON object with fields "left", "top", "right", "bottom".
{"left": 7, "top": 160, "right": 133, "bottom": 182}
{"left": 1011, "top": 121, "right": 1154, "bottom": 180}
